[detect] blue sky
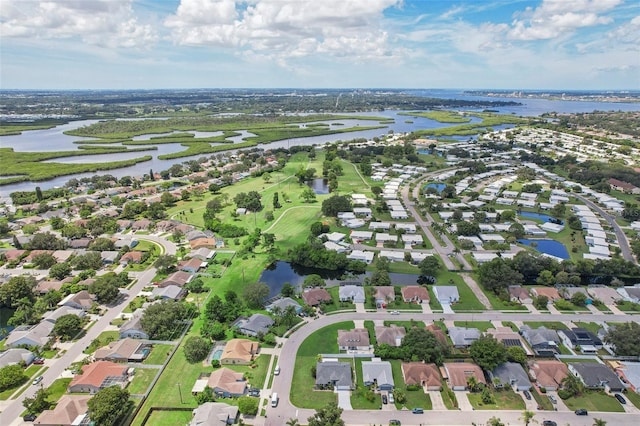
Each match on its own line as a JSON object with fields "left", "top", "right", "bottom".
{"left": 1, "top": 0, "right": 639, "bottom": 90}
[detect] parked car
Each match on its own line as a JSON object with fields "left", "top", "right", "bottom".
{"left": 548, "top": 395, "right": 557, "bottom": 404}
{"left": 248, "top": 389, "right": 260, "bottom": 397}
{"left": 388, "top": 392, "right": 394, "bottom": 404}
{"left": 575, "top": 409, "right": 588, "bottom": 416}
{"left": 614, "top": 393, "right": 626, "bottom": 404}
{"left": 391, "top": 311, "right": 400, "bottom": 315}
{"left": 523, "top": 390, "right": 532, "bottom": 400}
{"left": 23, "top": 414, "right": 37, "bottom": 422}
{"left": 412, "top": 408, "right": 424, "bottom": 414}
{"left": 382, "top": 394, "right": 388, "bottom": 404}
{"left": 33, "top": 358, "right": 45, "bottom": 365}
{"left": 542, "top": 421, "right": 557, "bottom": 426}
{"left": 32, "top": 376, "right": 43, "bottom": 385}
{"left": 389, "top": 420, "right": 401, "bottom": 426}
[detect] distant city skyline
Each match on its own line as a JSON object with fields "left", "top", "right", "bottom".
{"left": 1, "top": 0, "right": 639, "bottom": 90}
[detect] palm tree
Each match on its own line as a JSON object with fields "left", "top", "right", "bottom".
{"left": 592, "top": 419, "right": 607, "bottom": 426}
{"left": 286, "top": 418, "right": 300, "bottom": 426}
{"left": 520, "top": 410, "right": 536, "bottom": 426}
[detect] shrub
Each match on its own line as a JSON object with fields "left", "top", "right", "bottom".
{"left": 557, "top": 389, "right": 572, "bottom": 400}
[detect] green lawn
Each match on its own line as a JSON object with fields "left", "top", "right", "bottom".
{"left": 290, "top": 321, "right": 353, "bottom": 409}
{"left": 143, "top": 409, "right": 193, "bottom": 426}
{"left": 562, "top": 391, "right": 624, "bottom": 412}
{"left": 351, "top": 357, "right": 382, "bottom": 410}
{"left": 523, "top": 321, "right": 569, "bottom": 331}
{"left": 532, "top": 387, "right": 554, "bottom": 411}
{"left": 467, "top": 388, "right": 525, "bottom": 410}
{"left": 226, "top": 354, "right": 271, "bottom": 389}
{"left": 481, "top": 286, "right": 528, "bottom": 311}
{"left": 143, "top": 344, "right": 175, "bottom": 365}
{"left": 389, "top": 360, "right": 432, "bottom": 410}
{"left": 383, "top": 320, "right": 425, "bottom": 330}
{"left": 440, "top": 383, "right": 458, "bottom": 409}
{"left": 129, "top": 368, "right": 158, "bottom": 395}
{"left": 84, "top": 330, "right": 120, "bottom": 354}
{"left": 574, "top": 322, "right": 603, "bottom": 334}
{"left": 47, "top": 378, "right": 73, "bottom": 403}
{"left": 624, "top": 390, "right": 640, "bottom": 409}
{"left": 427, "top": 286, "right": 443, "bottom": 312}
{"left": 322, "top": 286, "right": 355, "bottom": 313}
{"left": 364, "top": 320, "right": 377, "bottom": 345}
{"left": 614, "top": 301, "right": 640, "bottom": 312}
{"left": 436, "top": 271, "right": 484, "bottom": 312}
{"left": 453, "top": 321, "right": 494, "bottom": 332}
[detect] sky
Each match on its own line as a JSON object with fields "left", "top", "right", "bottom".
{"left": 1, "top": 0, "right": 639, "bottom": 90}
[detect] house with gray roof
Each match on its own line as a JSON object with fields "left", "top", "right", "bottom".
{"left": 5, "top": 321, "right": 54, "bottom": 349}
{"left": 519, "top": 325, "right": 560, "bottom": 356}
{"left": 568, "top": 362, "right": 624, "bottom": 392}
{"left": 315, "top": 361, "right": 353, "bottom": 390}
{"left": 266, "top": 297, "right": 302, "bottom": 314}
{"left": 152, "top": 284, "right": 186, "bottom": 301}
{"left": 617, "top": 285, "right": 640, "bottom": 303}
{"left": 339, "top": 285, "right": 365, "bottom": 303}
{"left": 233, "top": 314, "right": 274, "bottom": 337}
{"left": 448, "top": 327, "right": 481, "bottom": 348}
{"left": 375, "top": 325, "right": 406, "bottom": 347}
{"left": 489, "top": 362, "right": 532, "bottom": 391}
{"left": 338, "top": 329, "right": 370, "bottom": 351}
{"left": 614, "top": 361, "right": 640, "bottom": 394}
{"left": 0, "top": 348, "right": 35, "bottom": 368}
{"left": 362, "top": 358, "right": 394, "bottom": 391}
{"left": 189, "top": 402, "right": 238, "bottom": 426}
{"left": 433, "top": 286, "right": 460, "bottom": 304}
{"left": 119, "top": 310, "right": 148, "bottom": 340}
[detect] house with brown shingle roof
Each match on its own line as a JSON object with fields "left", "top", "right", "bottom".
{"left": 206, "top": 368, "right": 247, "bottom": 397}
{"left": 338, "top": 328, "right": 370, "bottom": 351}
{"left": 189, "top": 237, "right": 217, "bottom": 249}
{"left": 374, "top": 286, "right": 396, "bottom": 308}
{"left": 120, "top": 251, "right": 143, "bottom": 265}
{"left": 68, "top": 361, "right": 129, "bottom": 394}
{"left": 94, "top": 338, "right": 149, "bottom": 363}
{"left": 508, "top": 286, "right": 532, "bottom": 304}
{"left": 33, "top": 395, "right": 91, "bottom": 426}
{"left": 132, "top": 218, "right": 153, "bottom": 231}
{"left": 401, "top": 286, "right": 430, "bottom": 304}
{"left": 220, "top": 339, "right": 258, "bottom": 365}
{"left": 302, "top": 288, "right": 332, "bottom": 306}
{"left": 402, "top": 362, "right": 442, "bottom": 391}
{"left": 58, "top": 290, "right": 94, "bottom": 311}
{"left": 180, "top": 258, "right": 205, "bottom": 273}
{"left": 3, "top": 249, "right": 26, "bottom": 262}
{"left": 426, "top": 323, "right": 449, "bottom": 346}
{"left": 443, "top": 362, "right": 486, "bottom": 391}
{"left": 530, "top": 287, "right": 561, "bottom": 301}
{"left": 529, "top": 360, "right": 569, "bottom": 391}
{"left": 158, "top": 271, "right": 193, "bottom": 288}
{"left": 375, "top": 325, "right": 406, "bottom": 347}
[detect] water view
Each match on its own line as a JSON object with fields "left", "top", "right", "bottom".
{"left": 519, "top": 211, "right": 563, "bottom": 224}
{"left": 518, "top": 239, "right": 570, "bottom": 259}
{"left": 307, "top": 178, "right": 330, "bottom": 194}
{"left": 424, "top": 183, "right": 447, "bottom": 193}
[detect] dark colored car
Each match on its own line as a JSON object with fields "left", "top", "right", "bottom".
{"left": 23, "top": 414, "right": 37, "bottom": 421}
{"left": 382, "top": 394, "right": 388, "bottom": 404}
{"left": 33, "top": 358, "right": 45, "bottom": 365}
{"left": 248, "top": 389, "right": 260, "bottom": 397}
{"left": 523, "top": 390, "right": 532, "bottom": 400}
{"left": 614, "top": 393, "right": 626, "bottom": 404}
{"left": 542, "top": 421, "right": 557, "bottom": 426}
{"left": 389, "top": 421, "right": 401, "bottom": 426}
{"left": 575, "top": 409, "right": 588, "bottom": 416}
{"left": 412, "top": 408, "right": 424, "bottom": 414}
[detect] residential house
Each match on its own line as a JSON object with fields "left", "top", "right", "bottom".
{"left": 558, "top": 328, "right": 602, "bottom": 354}
{"left": 220, "top": 339, "right": 258, "bottom": 365}
{"left": 152, "top": 285, "right": 186, "bottom": 301}
{"left": 508, "top": 286, "right": 532, "bottom": 304}
{"left": 568, "top": 362, "right": 625, "bottom": 392}
{"left": 35, "top": 280, "right": 65, "bottom": 295}
{"left": 443, "top": 362, "right": 486, "bottom": 391}
{"left": 613, "top": 361, "right": 640, "bottom": 393}
{"left": 43, "top": 306, "right": 85, "bottom": 324}
{"left": 119, "top": 310, "right": 148, "bottom": 339}
{"left": 433, "top": 286, "right": 460, "bottom": 304}
{"left": 448, "top": 327, "right": 481, "bottom": 348}
{"left": 233, "top": 314, "right": 274, "bottom": 337}
{"left": 68, "top": 361, "right": 129, "bottom": 394}
{"left": 132, "top": 219, "right": 152, "bottom": 231}
{"left": 528, "top": 360, "right": 569, "bottom": 391}
{"left": 337, "top": 328, "right": 370, "bottom": 351}
{"left": 486, "top": 327, "right": 525, "bottom": 351}
{"left": 58, "top": 290, "right": 93, "bottom": 311}
{"left": 206, "top": 368, "right": 247, "bottom": 397}
{"left": 402, "top": 362, "right": 441, "bottom": 391}
{"left": 374, "top": 286, "right": 396, "bottom": 308}
{"left": 119, "top": 251, "right": 143, "bottom": 265}
{"left": 608, "top": 178, "right": 640, "bottom": 194}
{"left": 180, "top": 258, "right": 205, "bottom": 273}
{"left": 189, "top": 402, "right": 238, "bottom": 426}
{"left": 158, "top": 271, "right": 193, "bottom": 288}
{"left": 189, "top": 237, "right": 217, "bottom": 250}
{"left": 339, "top": 285, "right": 365, "bottom": 303}
{"left": 587, "top": 286, "right": 622, "bottom": 305}
{"left": 425, "top": 323, "right": 449, "bottom": 347}
{"left": 530, "top": 287, "right": 561, "bottom": 302}
{"left": 94, "top": 338, "right": 149, "bottom": 363}
{"left": 100, "top": 251, "right": 119, "bottom": 265}
{"left": 5, "top": 321, "right": 54, "bottom": 349}
{"left": 375, "top": 325, "right": 406, "bottom": 347}
{"left": 519, "top": 326, "right": 560, "bottom": 357}
{"left": 616, "top": 286, "right": 640, "bottom": 303}
{"left": 69, "top": 238, "right": 92, "bottom": 249}
{"left": 302, "top": 288, "right": 332, "bottom": 306}
{"left": 362, "top": 358, "right": 394, "bottom": 390}
{"left": 489, "top": 362, "right": 532, "bottom": 391}
{"left": 401, "top": 286, "right": 429, "bottom": 304}
{"left": 0, "top": 348, "right": 35, "bottom": 368}
{"left": 315, "top": 361, "right": 353, "bottom": 390}
{"left": 33, "top": 395, "right": 91, "bottom": 426}
{"left": 188, "top": 248, "right": 216, "bottom": 261}
{"left": 266, "top": 297, "right": 302, "bottom": 314}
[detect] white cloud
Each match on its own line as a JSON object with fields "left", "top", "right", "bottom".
{"left": 507, "top": 0, "right": 622, "bottom": 40}
{"left": 164, "top": 0, "right": 402, "bottom": 62}
{"left": 0, "top": 0, "right": 156, "bottom": 48}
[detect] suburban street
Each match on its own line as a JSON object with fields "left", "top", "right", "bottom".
{"left": 265, "top": 311, "right": 640, "bottom": 426}
{"left": 0, "top": 235, "right": 175, "bottom": 426}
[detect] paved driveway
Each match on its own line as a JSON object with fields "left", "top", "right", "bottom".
{"left": 455, "top": 391, "right": 474, "bottom": 411}
{"left": 337, "top": 390, "right": 352, "bottom": 410}
{"left": 429, "top": 390, "right": 447, "bottom": 410}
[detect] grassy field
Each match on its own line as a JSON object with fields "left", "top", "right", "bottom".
{"left": 290, "top": 321, "right": 353, "bottom": 409}
{"left": 47, "top": 378, "right": 73, "bottom": 403}
{"left": 453, "top": 321, "right": 494, "bottom": 332}
{"left": 351, "top": 357, "right": 382, "bottom": 410}
{"left": 467, "top": 388, "right": 525, "bottom": 410}
{"left": 413, "top": 112, "right": 530, "bottom": 137}
{"left": 562, "top": 391, "right": 624, "bottom": 412}
{"left": 129, "top": 368, "right": 158, "bottom": 395}
{"left": 398, "top": 111, "right": 472, "bottom": 123}
{"left": 523, "top": 321, "right": 569, "bottom": 331}
{"left": 226, "top": 354, "right": 271, "bottom": 389}
{"left": 624, "top": 390, "right": 640, "bottom": 409}
{"left": 84, "top": 330, "right": 120, "bottom": 354}
{"left": 143, "top": 344, "right": 177, "bottom": 365}
{"left": 436, "top": 271, "right": 484, "bottom": 312}
{"left": 142, "top": 410, "right": 193, "bottom": 426}
{"left": 574, "top": 322, "right": 603, "bottom": 334}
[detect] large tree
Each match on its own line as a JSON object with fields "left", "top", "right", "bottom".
{"left": 401, "top": 328, "right": 449, "bottom": 364}
{"left": 321, "top": 195, "right": 352, "bottom": 217}
{"left": 154, "top": 255, "right": 177, "bottom": 273}
{"left": 140, "top": 301, "right": 193, "bottom": 340}
{"left": 242, "top": 282, "right": 270, "bottom": 309}
{"left": 32, "top": 253, "right": 57, "bottom": 269}
{"left": 89, "top": 278, "right": 120, "bottom": 304}
{"left": 0, "top": 364, "right": 27, "bottom": 391}
{"left": 469, "top": 335, "right": 507, "bottom": 371}
{"left": 478, "top": 258, "right": 523, "bottom": 295}
{"left": 53, "top": 314, "right": 83, "bottom": 341}
{"left": 87, "top": 386, "right": 130, "bottom": 426}
{"left": 604, "top": 322, "right": 640, "bottom": 356}
{"left": 184, "top": 336, "right": 212, "bottom": 363}
{"left": 307, "top": 402, "right": 344, "bottom": 426}
{"left": 418, "top": 256, "right": 441, "bottom": 277}
{"left": 237, "top": 396, "right": 259, "bottom": 415}
{"left": 0, "top": 275, "right": 36, "bottom": 308}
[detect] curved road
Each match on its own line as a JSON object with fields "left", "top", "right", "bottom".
{"left": 266, "top": 311, "right": 640, "bottom": 426}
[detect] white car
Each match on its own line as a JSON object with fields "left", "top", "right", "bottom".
{"left": 391, "top": 311, "right": 400, "bottom": 315}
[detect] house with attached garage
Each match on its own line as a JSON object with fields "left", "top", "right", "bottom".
{"left": 315, "top": 360, "right": 353, "bottom": 390}
{"left": 443, "top": 362, "right": 486, "bottom": 391}
{"left": 339, "top": 285, "right": 365, "bottom": 303}
{"left": 489, "top": 362, "right": 532, "bottom": 391}
{"left": 362, "top": 358, "right": 394, "bottom": 390}
{"left": 433, "top": 286, "right": 460, "bottom": 304}
{"left": 568, "top": 362, "right": 625, "bottom": 392}
{"left": 402, "top": 362, "right": 441, "bottom": 391}
{"left": 338, "top": 328, "right": 370, "bottom": 351}
{"left": 528, "top": 360, "right": 568, "bottom": 391}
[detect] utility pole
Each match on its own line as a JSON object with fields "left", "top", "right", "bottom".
{"left": 177, "top": 383, "right": 183, "bottom": 403}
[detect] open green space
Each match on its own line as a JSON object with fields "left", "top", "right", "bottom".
{"left": 562, "top": 391, "right": 624, "bottom": 412}
{"left": 226, "top": 354, "right": 271, "bottom": 389}
{"left": 574, "top": 322, "right": 603, "bottom": 334}
{"left": 413, "top": 112, "right": 529, "bottom": 137}
{"left": 142, "top": 409, "right": 193, "bottom": 426}
{"left": 482, "top": 286, "right": 528, "bottom": 311}
{"left": 453, "top": 321, "right": 494, "bottom": 332}
{"left": 399, "top": 111, "right": 472, "bottom": 123}
{"left": 439, "top": 272, "right": 484, "bottom": 312}
{"left": 615, "top": 301, "right": 640, "bottom": 312}
{"left": 129, "top": 369, "right": 157, "bottom": 395}
{"left": 46, "top": 378, "right": 73, "bottom": 403}
{"left": 531, "top": 387, "right": 554, "bottom": 411}
{"left": 290, "top": 321, "right": 353, "bottom": 409}
{"left": 143, "top": 344, "right": 175, "bottom": 365}
{"left": 523, "top": 321, "right": 568, "bottom": 330}
{"left": 467, "top": 388, "right": 525, "bottom": 410}
{"left": 624, "top": 390, "right": 640, "bottom": 409}
{"left": 84, "top": 330, "right": 120, "bottom": 354}
{"left": 0, "top": 121, "right": 63, "bottom": 136}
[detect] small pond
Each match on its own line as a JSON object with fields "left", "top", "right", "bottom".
{"left": 424, "top": 183, "right": 447, "bottom": 193}
{"left": 519, "top": 211, "right": 563, "bottom": 225}
{"left": 518, "top": 239, "right": 570, "bottom": 259}
{"left": 307, "top": 178, "right": 330, "bottom": 194}
{"left": 259, "top": 261, "right": 422, "bottom": 298}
